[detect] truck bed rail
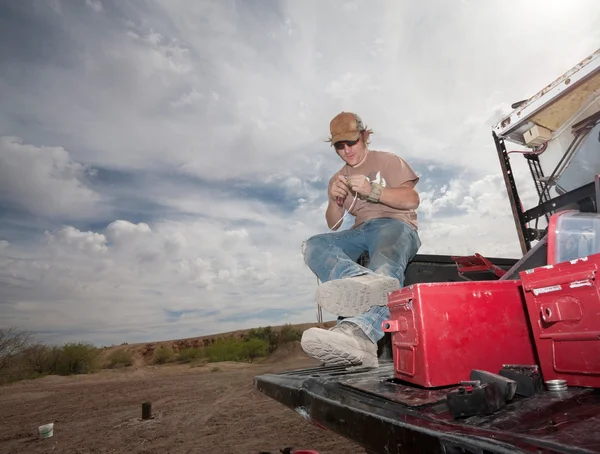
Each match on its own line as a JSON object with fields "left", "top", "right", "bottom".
{"left": 254, "top": 361, "right": 600, "bottom": 454}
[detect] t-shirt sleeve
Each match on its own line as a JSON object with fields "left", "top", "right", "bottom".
{"left": 384, "top": 154, "right": 419, "bottom": 188}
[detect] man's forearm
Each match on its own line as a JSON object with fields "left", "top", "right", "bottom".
{"left": 378, "top": 186, "right": 420, "bottom": 210}
{"left": 326, "top": 201, "right": 345, "bottom": 230}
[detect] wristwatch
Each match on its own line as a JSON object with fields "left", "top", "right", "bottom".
{"left": 367, "top": 182, "right": 383, "bottom": 203}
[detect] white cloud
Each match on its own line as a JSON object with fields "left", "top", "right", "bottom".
{"left": 170, "top": 89, "right": 204, "bottom": 108}
{"left": 46, "top": 226, "right": 108, "bottom": 255}
{"left": 3, "top": 0, "right": 598, "bottom": 181}
{"left": 85, "top": 0, "right": 103, "bottom": 13}
{"left": 418, "top": 167, "right": 538, "bottom": 257}
{"left": 0, "top": 213, "right": 319, "bottom": 345}
{"left": 1, "top": 0, "right": 599, "bottom": 344}
{"left": 0, "top": 137, "right": 106, "bottom": 220}
{"left": 105, "top": 220, "right": 152, "bottom": 245}
{"left": 0, "top": 163, "right": 536, "bottom": 344}
{"left": 125, "top": 28, "right": 192, "bottom": 75}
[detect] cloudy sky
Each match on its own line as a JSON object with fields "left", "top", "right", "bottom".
{"left": 1, "top": 0, "right": 599, "bottom": 346}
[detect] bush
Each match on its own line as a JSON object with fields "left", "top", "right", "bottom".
{"left": 203, "top": 337, "right": 269, "bottom": 363}
{"left": 0, "top": 327, "right": 32, "bottom": 378}
{"left": 246, "top": 326, "right": 278, "bottom": 353}
{"left": 105, "top": 349, "right": 134, "bottom": 369}
{"left": 241, "top": 338, "right": 269, "bottom": 362}
{"left": 279, "top": 324, "right": 302, "bottom": 343}
{"left": 21, "top": 344, "right": 61, "bottom": 375}
{"left": 202, "top": 337, "right": 243, "bottom": 362}
{"left": 153, "top": 345, "right": 175, "bottom": 364}
{"left": 56, "top": 342, "right": 100, "bottom": 375}
{"left": 0, "top": 332, "right": 88, "bottom": 383}
{"left": 177, "top": 347, "right": 203, "bottom": 363}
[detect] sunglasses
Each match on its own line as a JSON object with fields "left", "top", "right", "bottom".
{"left": 333, "top": 138, "right": 359, "bottom": 150}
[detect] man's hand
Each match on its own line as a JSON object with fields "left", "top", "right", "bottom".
{"left": 329, "top": 174, "right": 350, "bottom": 204}
{"left": 347, "top": 175, "right": 372, "bottom": 198}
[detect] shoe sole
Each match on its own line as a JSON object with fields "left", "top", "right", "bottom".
{"left": 301, "top": 330, "right": 378, "bottom": 368}
{"left": 315, "top": 275, "right": 399, "bottom": 317}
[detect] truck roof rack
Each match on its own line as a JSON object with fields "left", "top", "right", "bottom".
{"left": 493, "top": 48, "right": 600, "bottom": 144}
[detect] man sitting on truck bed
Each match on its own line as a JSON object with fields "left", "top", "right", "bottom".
{"left": 301, "top": 111, "right": 421, "bottom": 368}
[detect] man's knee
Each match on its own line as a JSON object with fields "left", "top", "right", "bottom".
{"left": 302, "top": 234, "right": 328, "bottom": 263}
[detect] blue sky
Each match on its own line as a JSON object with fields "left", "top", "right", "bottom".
{"left": 1, "top": 0, "right": 599, "bottom": 346}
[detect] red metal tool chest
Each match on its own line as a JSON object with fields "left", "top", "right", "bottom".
{"left": 519, "top": 254, "right": 600, "bottom": 388}
{"left": 382, "top": 280, "right": 537, "bottom": 388}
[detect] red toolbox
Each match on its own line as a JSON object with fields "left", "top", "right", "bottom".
{"left": 382, "top": 280, "right": 537, "bottom": 388}
{"left": 519, "top": 254, "right": 600, "bottom": 388}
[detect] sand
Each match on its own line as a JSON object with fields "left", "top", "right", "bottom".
{"left": 0, "top": 345, "right": 366, "bottom": 454}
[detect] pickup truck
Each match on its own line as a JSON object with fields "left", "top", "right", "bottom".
{"left": 254, "top": 48, "right": 600, "bottom": 454}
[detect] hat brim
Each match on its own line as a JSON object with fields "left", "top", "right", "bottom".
{"left": 329, "top": 130, "right": 360, "bottom": 145}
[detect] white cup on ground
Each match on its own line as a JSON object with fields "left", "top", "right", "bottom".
{"left": 38, "top": 423, "right": 54, "bottom": 439}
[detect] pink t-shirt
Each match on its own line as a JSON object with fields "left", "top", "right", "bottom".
{"left": 328, "top": 150, "right": 419, "bottom": 230}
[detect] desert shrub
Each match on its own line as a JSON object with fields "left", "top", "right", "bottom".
{"left": 105, "top": 349, "right": 134, "bottom": 369}
{"left": 241, "top": 338, "right": 269, "bottom": 362}
{"left": 203, "top": 337, "right": 269, "bottom": 363}
{"left": 56, "top": 342, "right": 101, "bottom": 375}
{"left": 246, "top": 326, "right": 278, "bottom": 353}
{"left": 45, "top": 346, "right": 64, "bottom": 374}
{"left": 202, "top": 337, "right": 243, "bottom": 362}
{"left": 20, "top": 344, "right": 62, "bottom": 375}
{"left": 0, "top": 329, "right": 76, "bottom": 383}
{"left": 279, "top": 324, "right": 302, "bottom": 343}
{"left": 0, "top": 327, "right": 32, "bottom": 376}
{"left": 153, "top": 345, "right": 175, "bottom": 364}
{"left": 177, "top": 347, "right": 203, "bottom": 363}
{"left": 22, "top": 344, "right": 51, "bottom": 375}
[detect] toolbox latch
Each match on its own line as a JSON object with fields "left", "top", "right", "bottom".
{"left": 382, "top": 317, "right": 409, "bottom": 334}
{"left": 540, "top": 296, "right": 583, "bottom": 323}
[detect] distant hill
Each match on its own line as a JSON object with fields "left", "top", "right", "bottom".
{"left": 102, "top": 321, "right": 336, "bottom": 365}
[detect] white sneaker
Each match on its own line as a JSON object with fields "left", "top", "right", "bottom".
{"left": 315, "top": 273, "right": 399, "bottom": 317}
{"left": 300, "top": 323, "right": 378, "bottom": 368}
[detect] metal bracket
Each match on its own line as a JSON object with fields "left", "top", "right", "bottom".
{"left": 594, "top": 176, "right": 600, "bottom": 213}
{"left": 522, "top": 181, "right": 596, "bottom": 223}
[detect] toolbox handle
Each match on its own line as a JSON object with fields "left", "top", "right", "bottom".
{"left": 382, "top": 319, "right": 409, "bottom": 333}
{"left": 521, "top": 266, "right": 597, "bottom": 291}
{"left": 382, "top": 320, "right": 394, "bottom": 332}
{"left": 539, "top": 331, "right": 600, "bottom": 341}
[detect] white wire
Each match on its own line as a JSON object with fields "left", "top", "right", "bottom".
{"left": 310, "top": 191, "right": 358, "bottom": 324}
{"left": 328, "top": 192, "right": 358, "bottom": 232}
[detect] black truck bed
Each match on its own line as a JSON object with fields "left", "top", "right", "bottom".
{"left": 254, "top": 361, "right": 600, "bottom": 454}
{"left": 254, "top": 253, "right": 600, "bottom": 454}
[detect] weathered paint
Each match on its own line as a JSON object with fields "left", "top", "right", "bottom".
{"left": 532, "top": 285, "right": 562, "bottom": 296}
{"left": 385, "top": 280, "right": 536, "bottom": 388}
{"left": 570, "top": 280, "right": 593, "bottom": 288}
{"left": 530, "top": 71, "right": 600, "bottom": 131}
{"left": 493, "top": 47, "right": 600, "bottom": 141}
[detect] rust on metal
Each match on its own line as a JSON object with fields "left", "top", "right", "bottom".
{"left": 517, "top": 50, "right": 600, "bottom": 113}
{"left": 496, "top": 48, "right": 600, "bottom": 133}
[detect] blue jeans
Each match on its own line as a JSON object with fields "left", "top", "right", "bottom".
{"left": 303, "top": 218, "right": 421, "bottom": 344}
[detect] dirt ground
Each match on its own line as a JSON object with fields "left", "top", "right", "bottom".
{"left": 0, "top": 343, "right": 366, "bottom": 454}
